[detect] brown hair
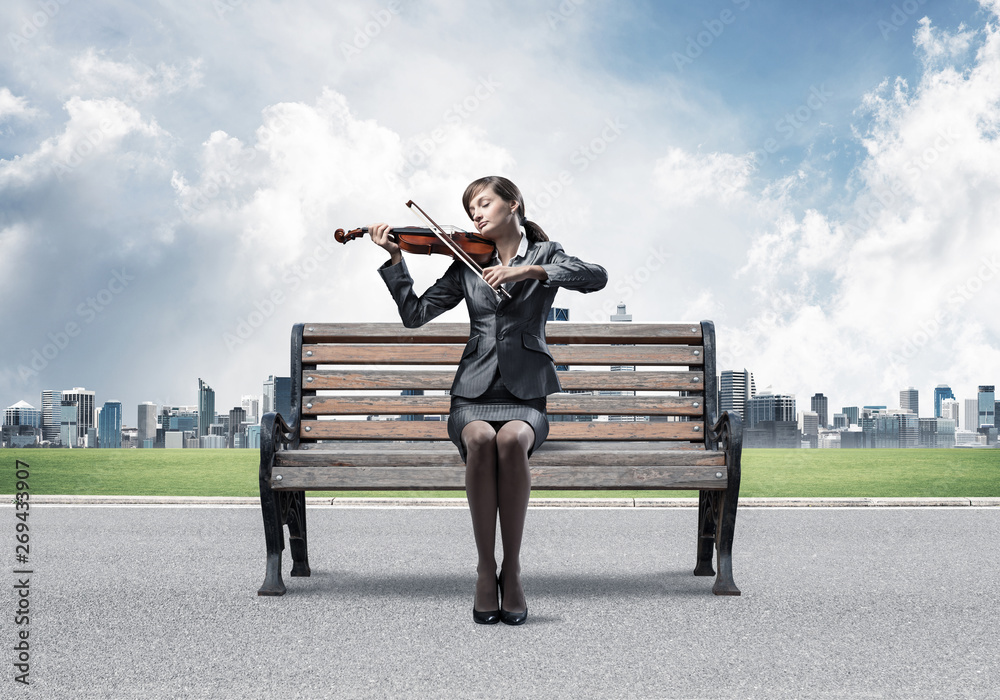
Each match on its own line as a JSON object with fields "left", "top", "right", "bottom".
{"left": 462, "top": 176, "right": 549, "bottom": 243}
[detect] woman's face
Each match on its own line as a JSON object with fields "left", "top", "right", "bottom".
{"left": 467, "top": 185, "right": 519, "bottom": 238}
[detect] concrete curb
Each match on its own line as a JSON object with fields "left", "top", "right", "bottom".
{"left": 3, "top": 495, "right": 999, "bottom": 507}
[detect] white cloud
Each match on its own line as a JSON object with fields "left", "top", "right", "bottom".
{"left": 652, "top": 147, "right": 753, "bottom": 206}
{"left": 0, "top": 87, "right": 40, "bottom": 121}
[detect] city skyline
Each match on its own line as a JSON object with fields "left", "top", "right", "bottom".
{"left": 2, "top": 2, "right": 999, "bottom": 426}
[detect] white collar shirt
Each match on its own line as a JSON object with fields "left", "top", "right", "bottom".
{"left": 490, "top": 229, "right": 529, "bottom": 291}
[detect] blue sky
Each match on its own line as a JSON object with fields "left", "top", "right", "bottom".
{"left": 2, "top": 0, "right": 998, "bottom": 427}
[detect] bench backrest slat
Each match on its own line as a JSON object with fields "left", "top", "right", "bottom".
{"left": 289, "top": 322, "right": 718, "bottom": 448}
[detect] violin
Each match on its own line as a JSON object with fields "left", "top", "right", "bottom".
{"left": 335, "top": 200, "right": 513, "bottom": 300}
{"left": 334, "top": 226, "right": 496, "bottom": 266}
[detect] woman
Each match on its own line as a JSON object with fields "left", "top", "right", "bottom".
{"left": 370, "top": 176, "right": 608, "bottom": 625}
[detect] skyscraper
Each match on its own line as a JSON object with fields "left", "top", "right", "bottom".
{"left": 933, "top": 385, "right": 955, "bottom": 418}
{"left": 60, "top": 399, "right": 78, "bottom": 447}
{"left": 4, "top": 401, "right": 42, "bottom": 428}
{"left": 978, "top": 386, "right": 995, "bottom": 429}
{"left": 98, "top": 401, "right": 122, "bottom": 448}
{"left": 41, "top": 390, "right": 62, "bottom": 442}
{"left": 720, "top": 370, "right": 756, "bottom": 419}
{"left": 963, "top": 398, "right": 979, "bottom": 431}
{"left": 940, "top": 398, "right": 960, "bottom": 423}
{"left": 841, "top": 406, "right": 859, "bottom": 426}
{"left": 263, "top": 375, "right": 292, "bottom": 422}
{"left": 62, "top": 387, "right": 95, "bottom": 443}
{"left": 198, "top": 378, "right": 216, "bottom": 438}
{"left": 746, "top": 390, "right": 796, "bottom": 427}
{"left": 810, "top": 393, "right": 829, "bottom": 428}
{"left": 228, "top": 406, "right": 247, "bottom": 447}
{"left": 899, "top": 387, "right": 918, "bottom": 416}
{"left": 137, "top": 402, "right": 157, "bottom": 447}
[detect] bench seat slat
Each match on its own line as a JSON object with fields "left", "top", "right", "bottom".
{"left": 299, "top": 420, "right": 704, "bottom": 441}
{"left": 302, "top": 323, "right": 704, "bottom": 345}
{"left": 303, "top": 344, "right": 705, "bottom": 366}
{"left": 302, "top": 395, "right": 704, "bottom": 416}
{"left": 270, "top": 465, "right": 728, "bottom": 491}
{"left": 304, "top": 370, "right": 705, "bottom": 391}
{"left": 275, "top": 447, "right": 724, "bottom": 467}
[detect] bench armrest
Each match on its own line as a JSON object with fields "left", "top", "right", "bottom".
{"left": 708, "top": 410, "right": 743, "bottom": 494}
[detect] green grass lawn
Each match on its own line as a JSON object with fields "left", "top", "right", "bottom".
{"left": 2, "top": 448, "right": 998, "bottom": 498}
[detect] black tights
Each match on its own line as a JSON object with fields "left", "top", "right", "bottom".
{"left": 462, "top": 419, "right": 533, "bottom": 614}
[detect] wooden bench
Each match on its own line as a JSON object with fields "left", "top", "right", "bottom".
{"left": 257, "top": 321, "right": 744, "bottom": 596}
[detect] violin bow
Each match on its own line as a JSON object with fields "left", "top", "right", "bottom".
{"left": 405, "top": 200, "right": 512, "bottom": 301}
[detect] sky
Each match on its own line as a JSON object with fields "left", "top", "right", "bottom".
{"left": 2, "top": 0, "right": 999, "bottom": 424}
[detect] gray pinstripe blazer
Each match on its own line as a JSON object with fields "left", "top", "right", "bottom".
{"left": 378, "top": 239, "right": 608, "bottom": 400}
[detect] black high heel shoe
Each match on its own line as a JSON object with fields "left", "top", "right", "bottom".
{"left": 473, "top": 575, "right": 500, "bottom": 625}
{"left": 498, "top": 573, "right": 528, "bottom": 626}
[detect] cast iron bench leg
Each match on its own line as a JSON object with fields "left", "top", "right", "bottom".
{"left": 694, "top": 490, "right": 716, "bottom": 577}
{"left": 288, "top": 490, "right": 311, "bottom": 577}
{"left": 712, "top": 489, "right": 741, "bottom": 596}
{"left": 258, "top": 478, "right": 287, "bottom": 596}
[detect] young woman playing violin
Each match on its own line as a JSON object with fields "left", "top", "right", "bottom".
{"left": 370, "top": 176, "right": 608, "bottom": 625}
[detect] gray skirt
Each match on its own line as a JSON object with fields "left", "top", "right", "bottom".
{"left": 447, "top": 369, "right": 548, "bottom": 464}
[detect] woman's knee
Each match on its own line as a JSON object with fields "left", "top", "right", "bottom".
{"left": 496, "top": 421, "right": 534, "bottom": 455}
{"left": 462, "top": 421, "right": 497, "bottom": 454}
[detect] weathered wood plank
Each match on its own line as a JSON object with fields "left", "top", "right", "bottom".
{"left": 275, "top": 447, "right": 725, "bottom": 468}
{"left": 294, "top": 440, "right": 708, "bottom": 452}
{"left": 270, "top": 465, "right": 728, "bottom": 490}
{"left": 299, "top": 420, "right": 704, "bottom": 441}
{"left": 303, "top": 344, "right": 706, "bottom": 366}
{"left": 301, "top": 395, "right": 704, "bottom": 416}
{"left": 303, "top": 370, "right": 705, "bottom": 391}
{"left": 301, "top": 323, "right": 703, "bottom": 345}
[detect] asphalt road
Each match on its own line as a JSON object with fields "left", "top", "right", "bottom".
{"left": 3, "top": 505, "right": 998, "bottom": 699}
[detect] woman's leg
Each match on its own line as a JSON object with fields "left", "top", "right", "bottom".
{"left": 462, "top": 420, "right": 499, "bottom": 611}
{"left": 495, "top": 420, "right": 534, "bottom": 613}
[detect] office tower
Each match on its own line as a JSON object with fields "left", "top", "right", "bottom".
{"left": 98, "top": 401, "right": 122, "bottom": 448}
{"left": 60, "top": 400, "right": 78, "bottom": 447}
{"left": 833, "top": 413, "right": 848, "bottom": 429}
{"left": 933, "top": 385, "right": 955, "bottom": 418}
{"left": 940, "top": 398, "right": 960, "bottom": 423}
{"left": 607, "top": 303, "right": 638, "bottom": 422}
{"left": 41, "top": 389, "right": 62, "bottom": 442}
{"left": 263, "top": 375, "right": 292, "bottom": 421}
{"left": 799, "top": 411, "right": 819, "bottom": 448}
{"left": 978, "top": 386, "right": 995, "bottom": 429}
{"left": 996, "top": 400, "right": 1000, "bottom": 430}
{"left": 963, "top": 398, "right": 978, "bottom": 431}
{"left": 746, "top": 390, "right": 796, "bottom": 427}
{"left": 228, "top": 407, "right": 247, "bottom": 446}
{"left": 899, "top": 387, "right": 918, "bottom": 416}
{"left": 547, "top": 307, "right": 570, "bottom": 322}
{"left": 5, "top": 401, "right": 42, "bottom": 428}
{"left": 810, "top": 393, "right": 829, "bottom": 428}
{"left": 721, "top": 370, "right": 756, "bottom": 419}
{"left": 62, "top": 387, "right": 95, "bottom": 443}
{"left": 137, "top": 402, "right": 157, "bottom": 447}
{"left": 841, "top": 406, "right": 859, "bottom": 426}
{"left": 198, "top": 378, "right": 215, "bottom": 438}
{"left": 241, "top": 395, "right": 260, "bottom": 424}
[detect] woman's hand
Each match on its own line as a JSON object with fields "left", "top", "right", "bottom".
{"left": 481, "top": 264, "right": 547, "bottom": 289}
{"left": 368, "top": 222, "right": 402, "bottom": 265}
